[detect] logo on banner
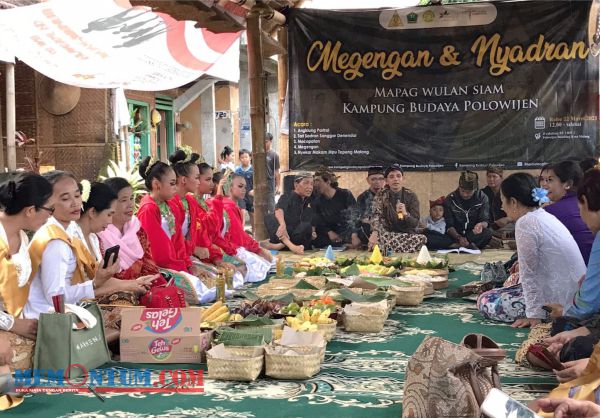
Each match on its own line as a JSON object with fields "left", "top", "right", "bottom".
{"left": 407, "top": 12, "right": 418, "bottom": 24}
{"left": 534, "top": 117, "right": 546, "bottom": 129}
{"left": 423, "top": 11, "right": 435, "bottom": 23}
{"left": 388, "top": 11, "right": 403, "bottom": 27}
{"left": 535, "top": 133, "right": 541, "bottom": 140}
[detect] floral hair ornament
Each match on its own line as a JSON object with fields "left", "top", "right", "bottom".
{"left": 531, "top": 187, "right": 550, "bottom": 206}
{"left": 144, "top": 157, "right": 157, "bottom": 176}
{"left": 222, "top": 168, "right": 234, "bottom": 195}
{"left": 80, "top": 179, "right": 91, "bottom": 203}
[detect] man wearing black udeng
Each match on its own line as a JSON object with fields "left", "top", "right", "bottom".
{"left": 441, "top": 170, "right": 493, "bottom": 250}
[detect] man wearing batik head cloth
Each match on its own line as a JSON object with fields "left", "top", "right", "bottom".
{"left": 443, "top": 170, "right": 493, "bottom": 250}
{"left": 263, "top": 172, "right": 315, "bottom": 255}
{"left": 370, "top": 164, "right": 427, "bottom": 253}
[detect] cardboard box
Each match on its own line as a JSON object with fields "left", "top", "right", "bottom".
{"left": 120, "top": 307, "right": 213, "bottom": 364}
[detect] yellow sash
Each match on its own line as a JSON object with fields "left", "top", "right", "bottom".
{"left": 29, "top": 224, "right": 92, "bottom": 287}
{"left": 0, "top": 238, "right": 29, "bottom": 317}
{"left": 71, "top": 237, "right": 98, "bottom": 281}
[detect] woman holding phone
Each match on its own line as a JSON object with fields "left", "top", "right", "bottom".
{"left": 24, "top": 172, "right": 147, "bottom": 319}
{"left": 73, "top": 181, "right": 152, "bottom": 302}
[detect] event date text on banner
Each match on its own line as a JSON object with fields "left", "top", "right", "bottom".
{"left": 288, "top": 1, "right": 599, "bottom": 171}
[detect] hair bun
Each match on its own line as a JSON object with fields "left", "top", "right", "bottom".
{"left": 139, "top": 156, "right": 152, "bottom": 180}
{"left": 168, "top": 149, "right": 187, "bottom": 165}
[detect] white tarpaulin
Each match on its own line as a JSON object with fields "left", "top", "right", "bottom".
{"left": 0, "top": 0, "right": 241, "bottom": 89}
{"left": 0, "top": 41, "right": 14, "bottom": 63}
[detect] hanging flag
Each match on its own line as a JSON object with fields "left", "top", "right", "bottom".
{"left": 0, "top": 0, "right": 241, "bottom": 89}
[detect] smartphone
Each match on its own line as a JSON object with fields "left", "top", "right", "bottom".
{"left": 103, "top": 245, "right": 120, "bottom": 269}
{"left": 481, "top": 388, "right": 542, "bottom": 418}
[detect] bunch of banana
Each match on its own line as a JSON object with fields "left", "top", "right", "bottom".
{"left": 299, "top": 307, "right": 334, "bottom": 325}
{"left": 294, "top": 257, "right": 335, "bottom": 269}
{"left": 285, "top": 316, "right": 318, "bottom": 332}
{"left": 201, "top": 301, "right": 230, "bottom": 324}
{"left": 229, "top": 313, "right": 243, "bottom": 321}
{"left": 358, "top": 264, "right": 396, "bottom": 276}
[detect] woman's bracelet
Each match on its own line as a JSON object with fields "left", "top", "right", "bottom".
{"left": 0, "top": 311, "right": 15, "bottom": 331}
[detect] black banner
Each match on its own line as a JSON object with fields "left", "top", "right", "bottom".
{"left": 288, "top": 1, "right": 599, "bottom": 171}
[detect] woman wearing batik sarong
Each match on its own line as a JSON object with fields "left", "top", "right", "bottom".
{"left": 477, "top": 173, "right": 585, "bottom": 328}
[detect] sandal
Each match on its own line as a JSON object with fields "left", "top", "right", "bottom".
{"left": 461, "top": 333, "right": 507, "bottom": 361}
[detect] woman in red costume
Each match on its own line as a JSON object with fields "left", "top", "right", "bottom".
{"left": 136, "top": 157, "right": 214, "bottom": 303}
{"left": 213, "top": 173, "right": 273, "bottom": 282}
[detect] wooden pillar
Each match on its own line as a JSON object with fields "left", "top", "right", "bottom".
{"left": 277, "top": 27, "right": 289, "bottom": 176}
{"left": 200, "top": 84, "right": 217, "bottom": 166}
{"left": 247, "top": 7, "right": 268, "bottom": 240}
{"left": 6, "top": 63, "right": 15, "bottom": 171}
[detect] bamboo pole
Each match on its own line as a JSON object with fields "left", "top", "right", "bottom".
{"left": 277, "top": 28, "right": 287, "bottom": 124}
{"left": 277, "top": 27, "right": 289, "bottom": 176}
{"left": 247, "top": 6, "right": 268, "bottom": 240}
{"left": 6, "top": 63, "right": 15, "bottom": 171}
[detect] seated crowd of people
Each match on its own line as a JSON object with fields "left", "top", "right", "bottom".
{"left": 0, "top": 149, "right": 277, "bottom": 373}
{"left": 264, "top": 164, "right": 547, "bottom": 255}
{"left": 1, "top": 149, "right": 599, "bottom": 415}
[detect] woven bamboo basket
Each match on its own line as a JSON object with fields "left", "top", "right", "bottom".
{"left": 390, "top": 286, "right": 424, "bottom": 306}
{"left": 302, "top": 276, "right": 328, "bottom": 289}
{"left": 291, "top": 289, "right": 319, "bottom": 300}
{"left": 272, "top": 340, "right": 326, "bottom": 362}
{"left": 263, "top": 279, "right": 300, "bottom": 288}
{"left": 397, "top": 278, "right": 434, "bottom": 295}
{"left": 427, "top": 276, "right": 449, "bottom": 290}
{"left": 265, "top": 349, "right": 321, "bottom": 379}
{"left": 211, "top": 343, "right": 266, "bottom": 357}
{"left": 343, "top": 312, "right": 387, "bottom": 333}
{"left": 256, "top": 287, "right": 293, "bottom": 298}
{"left": 386, "top": 296, "right": 397, "bottom": 314}
{"left": 316, "top": 321, "right": 337, "bottom": 342}
{"left": 207, "top": 354, "right": 263, "bottom": 381}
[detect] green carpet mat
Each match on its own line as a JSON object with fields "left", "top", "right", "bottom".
{"left": 5, "top": 265, "right": 556, "bottom": 417}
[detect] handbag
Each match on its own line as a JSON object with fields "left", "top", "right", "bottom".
{"left": 480, "top": 261, "right": 508, "bottom": 286}
{"left": 33, "top": 302, "right": 111, "bottom": 378}
{"left": 403, "top": 336, "right": 501, "bottom": 418}
{"left": 140, "top": 278, "right": 187, "bottom": 308}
